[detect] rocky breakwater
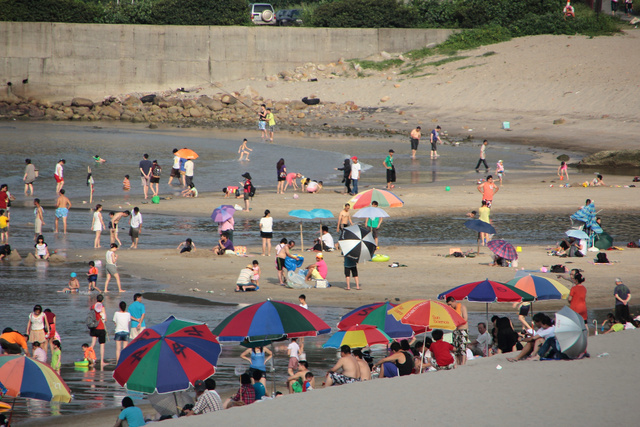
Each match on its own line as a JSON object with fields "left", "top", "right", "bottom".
{"left": 0, "top": 85, "right": 361, "bottom": 131}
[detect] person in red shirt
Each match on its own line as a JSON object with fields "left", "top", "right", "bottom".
{"left": 477, "top": 175, "right": 499, "bottom": 208}
{"left": 429, "top": 329, "right": 456, "bottom": 370}
{"left": 568, "top": 272, "right": 588, "bottom": 322}
{"left": 89, "top": 295, "right": 107, "bottom": 366}
{"left": 223, "top": 373, "right": 256, "bottom": 408}
{"left": 43, "top": 308, "right": 56, "bottom": 357}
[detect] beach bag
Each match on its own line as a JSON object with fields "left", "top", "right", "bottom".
{"left": 550, "top": 264, "right": 566, "bottom": 273}
{"left": 595, "top": 253, "right": 609, "bottom": 264}
{"left": 248, "top": 183, "right": 256, "bottom": 198}
{"left": 151, "top": 195, "right": 160, "bottom": 204}
{"left": 86, "top": 309, "right": 99, "bottom": 329}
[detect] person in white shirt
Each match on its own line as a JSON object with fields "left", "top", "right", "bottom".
{"left": 469, "top": 322, "right": 493, "bottom": 357}
{"left": 313, "top": 226, "right": 334, "bottom": 251}
{"left": 287, "top": 338, "right": 300, "bottom": 376}
{"left": 349, "top": 157, "right": 361, "bottom": 195}
{"left": 259, "top": 210, "right": 273, "bottom": 256}
{"left": 168, "top": 148, "right": 181, "bottom": 186}
{"left": 129, "top": 207, "right": 142, "bottom": 249}
{"left": 507, "top": 313, "right": 555, "bottom": 362}
{"left": 184, "top": 159, "right": 195, "bottom": 187}
{"left": 113, "top": 301, "right": 131, "bottom": 363}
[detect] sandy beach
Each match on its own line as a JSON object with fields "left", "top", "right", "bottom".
{"left": 6, "top": 31, "right": 640, "bottom": 425}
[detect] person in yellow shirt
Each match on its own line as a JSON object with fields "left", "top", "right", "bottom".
{"left": 266, "top": 108, "right": 276, "bottom": 143}
{"left": 0, "top": 209, "right": 8, "bottom": 243}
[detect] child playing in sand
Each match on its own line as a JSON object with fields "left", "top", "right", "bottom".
{"left": 59, "top": 272, "right": 80, "bottom": 293}
{"left": 34, "top": 235, "right": 50, "bottom": 259}
{"left": 252, "top": 260, "right": 260, "bottom": 286}
{"left": 87, "top": 261, "right": 101, "bottom": 292}
{"left": 496, "top": 160, "right": 504, "bottom": 185}
{"left": 0, "top": 210, "right": 8, "bottom": 243}
{"left": 304, "top": 179, "right": 323, "bottom": 194}
{"left": 238, "top": 139, "right": 252, "bottom": 161}
{"left": 557, "top": 161, "right": 569, "bottom": 181}
{"left": 284, "top": 173, "right": 302, "bottom": 192}
{"left": 93, "top": 155, "right": 107, "bottom": 164}
{"left": 123, "top": 175, "right": 131, "bottom": 191}
{"left": 223, "top": 186, "right": 241, "bottom": 198}
{"left": 590, "top": 174, "right": 606, "bottom": 187}
{"left": 177, "top": 238, "right": 196, "bottom": 253}
{"left": 82, "top": 343, "right": 97, "bottom": 365}
{"left": 181, "top": 183, "right": 198, "bottom": 198}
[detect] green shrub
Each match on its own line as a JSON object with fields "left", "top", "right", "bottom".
{"left": 149, "top": 0, "right": 249, "bottom": 25}
{"left": 352, "top": 59, "right": 404, "bottom": 70}
{"left": 0, "top": 0, "right": 103, "bottom": 23}
{"left": 311, "top": 0, "right": 417, "bottom": 28}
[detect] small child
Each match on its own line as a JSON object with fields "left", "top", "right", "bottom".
{"left": 87, "top": 166, "right": 95, "bottom": 204}
{"left": 82, "top": 343, "right": 97, "bottom": 365}
{"left": 428, "top": 329, "right": 456, "bottom": 370}
{"left": 223, "top": 186, "right": 240, "bottom": 198}
{"left": 51, "top": 340, "right": 62, "bottom": 373}
{"left": 34, "top": 235, "right": 50, "bottom": 259}
{"left": 238, "top": 138, "right": 253, "bottom": 161}
{"left": 557, "top": 161, "right": 569, "bottom": 181}
{"left": 0, "top": 209, "right": 9, "bottom": 243}
{"left": 87, "top": 261, "right": 100, "bottom": 292}
{"left": 177, "top": 238, "right": 196, "bottom": 253}
{"left": 252, "top": 260, "right": 260, "bottom": 286}
{"left": 284, "top": 172, "right": 302, "bottom": 192}
{"left": 496, "top": 160, "right": 504, "bottom": 185}
{"left": 303, "top": 372, "right": 314, "bottom": 391}
{"left": 59, "top": 272, "right": 80, "bottom": 293}
{"left": 93, "top": 155, "right": 107, "bottom": 164}
{"left": 32, "top": 341, "right": 47, "bottom": 363}
{"left": 123, "top": 175, "right": 131, "bottom": 191}
{"left": 181, "top": 183, "right": 198, "bottom": 198}
{"left": 299, "top": 294, "right": 308, "bottom": 309}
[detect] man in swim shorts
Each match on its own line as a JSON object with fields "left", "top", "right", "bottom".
{"left": 54, "top": 189, "right": 72, "bottom": 234}
{"left": 410, "top": 126, "right": 421, "bottom": 159}
{"left": 325, "top": 345, "right": 361, "bottom": 387}
{"left": 477, "top": 175, "right": 499, "bottom": 208}
{"left": 54, "top": 159, "right": 65, "bottom": 193}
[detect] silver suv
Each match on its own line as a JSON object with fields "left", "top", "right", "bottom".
{"left": 250, "top": 3, "right": 276, "bottom": 25}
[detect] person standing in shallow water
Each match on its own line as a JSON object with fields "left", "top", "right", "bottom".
{"left": 335, "top": 158, "right": 352, "bottom": 195}
{"left": 410, "top": 126, "right": 421, "bottom": 159}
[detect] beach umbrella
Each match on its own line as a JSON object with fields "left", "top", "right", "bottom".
{"left": 211, "top": 205, "right": 236, "bottom": 223}
{"left": 288, "top": 208, "right": 334, "bottom": 250}
{"left": 211, "top": 299, "right": 331, "bottom": 342}
{"left": 147, "top": 390, "right": 195, "bottom": 417}
{"left": 570, "top": 202, "right": 602, "bottom": 234}
{"left": 0, "top": 355, "right": 72, "bottom": 403}
{"left": 388, "top": 300, "right": 466, "bottom": 372}
{"left": 594, "top": 232, "right": 613, "bottom": 250}
{"left": 554, "top": 306, "right": 588, "bottom": 359}
{"left": 338, "top": 224, "right": 377, "bottom": 263}
{"left": 566, "top": 229, "right": 589, "bottom": 240}
{"left": 352, "top": 206, "right": 390, "bottom": 219}
{"left": 337, "top": 302, "right": 426, "bottom": 339}
{"left": 348, "top": 188, "right": 404, "bottom": 209}
{"left": 175, "top": 148, "right": 199, "bottom": 160}
{"left": 438, "top": 279, "right": 535, "bottom": 324}
{"left": 506, "top": 275, "right": 570, "bottom": 301}
{"left": 323, "top": 325, "right": 393, "bottom": 349}
{"left": 487, "top": 239, "right": 518, "bottom": 261}
{"left": 113, "top": 316, "right": 220, "bottom": 394}
{"left": 464, "top": 219, "right": 497, "bottom": 254}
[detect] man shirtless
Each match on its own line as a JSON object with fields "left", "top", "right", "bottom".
{"left": 353, "top": 349, "right": 372, "bottom": 381}
{"left": 336, "top": 203, "right": 353, "bottom": 246}
{"left": 286, "top": 360, "right": 313, "bottom": 393}
{"left": 109, "top": 210, "right": 130, "bottom": 246}
{"left": 276, "top": 240, "right": 299, "bottom": 286}
{"left": 54, "top": 189, "right": 72, "bottom": 234}
{"left": 325, "top": 345, "right": 361, "bottom": 387}
{"left": 410, "top": 126, "right": 421, "bottom": 159}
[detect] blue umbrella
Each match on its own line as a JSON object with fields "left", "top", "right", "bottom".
{"left": 571, "top": 203, "right": 602, "bottom": 234}
{"left": 465, "top": 219, "right": 496, "bottom": 253}
{"left": 288, "top": 209, "right": 335, "bottom": 250}
{"left": 566, "top": 229, "right": 589, "bottom": 240}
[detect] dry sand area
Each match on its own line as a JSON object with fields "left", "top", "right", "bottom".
{"left": 16, "top": 32, "right": 640, "bottom": 426}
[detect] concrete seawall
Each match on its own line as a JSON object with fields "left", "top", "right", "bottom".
{"left": 0, "top": 22, "right": 455, "bottom": 101}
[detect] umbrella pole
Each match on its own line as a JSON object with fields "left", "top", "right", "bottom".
{"left": 319, "top": 221, "right": 323, "bottom": 253}
{"left": 477, "top": 232, "right": 481, "bottom": 255}
{"left": 299, "top": 222, "right": 304, "bottom": 251}
{"left": 420, "top": 333, "right": 427, "bottom": 373}
{"left": 174, "top": 392, "right": 179, "bottom": 416}
{"left": 7, "top": 397, "right": 15, "bottom": 427}
{"left": 270, "top": 342, "right": 276, "bottom": 397}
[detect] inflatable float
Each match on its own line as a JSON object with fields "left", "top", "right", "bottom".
{"left": 371, "top": 254, "right": 390, "bottom": 262}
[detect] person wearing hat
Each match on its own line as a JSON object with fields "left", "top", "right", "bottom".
{"left": 383, "top": 149, "right": 396, "bottom": 190}
{"left": 305, "top": 252, "right": 328, "bottom": 282}
{"left": 185, "top": 379, "right": 222, "bottom": 415}
{"left": 349, "top": 157, "right": 361, "bottom": 195}
{"left": 614, "top": 278, "right": 631, "bottom": 322}
{"left": 235, "top": 264, "right": 258, "bottom": 292}
{"left": 59, "top": 272, "right": 80, "bottom": 293}
{"left": 242, "top": 172, "right": 253, "bottom": 212}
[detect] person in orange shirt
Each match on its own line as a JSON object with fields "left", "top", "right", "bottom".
{"left": 568, "top": 272, "right": 588, "bottom": 323}
{"left": 82, "top": 343, "right": 97, "bottom": 365}
{"left": 87, "top": 261, "right": 101, "bottom": 292}
{"left": 477, "top": 175, "right": 499, "bottom": 208}
{"left": 0, "top": 328, "right": 30, "bottom": 356}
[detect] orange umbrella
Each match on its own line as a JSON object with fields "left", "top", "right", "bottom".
{"left": 388, "top": 300, "right": 466, "bottom": 331}
{"left": 175, "top": 148, "right": 198, "bottom": 160}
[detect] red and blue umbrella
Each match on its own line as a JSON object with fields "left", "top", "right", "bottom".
{"left": 113, "top": 316, "right": 221, "bottom": 394}
{"left": 438, "top": 279, "right": 534, "bottom": 303}
{"left": 0, "top": 355, "right": 72, "bottom": 402}
{"left": 487, "top": 239, "right": 518, "bottom": 261}
{"left": 337, "top": 302, "right": 425, "bottom": 339}
{"left": 506, "top": 275, "right": 570, "bottom": 301}
{"left": 211, "top": 299, "right": 331, "bottom": 342}
{"left": 349, "top": 188, "right": 404, "bottom": 209}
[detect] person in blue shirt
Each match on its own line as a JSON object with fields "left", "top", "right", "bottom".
{"left": 128, "top": 293, "right": 146, "bottom": 340}
{"left": 115, "top": 397, "right": 145, "bottom": 427}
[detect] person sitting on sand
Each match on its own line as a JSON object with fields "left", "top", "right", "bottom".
{"left": 304, "top": 252, "right": 328, "bottom": 282}
{"left": 429, "top": 329, "right": 456, "bottom": 370}
{"left": 507, "top": 313, "right": 555, "bottom": 362}
{"left": 287, "top": 360, "right": 312, "bottom": 393}
{"left": 490, "top": 254, "right": 508, "bottom": 267}
{"left": 372, "top": 341, "right": 414, "bottom": 378}
{"left": 58, "top": 272, "right": 80, "bottom": 293}
{"left": 213, "top": 233, "right": 234, "bottom": 255}
{"left": 114, "top": 397, "right": 145, "bottom": 427}
{"left": 325, "top": 345, "right": 361, "bottom": 387}
{"left": 223, "top": 186, "right": 241, "bottom": 198}
{"left": 224, "top": 373, "right": 256, "bottom": 408}
{"left": 185, "top": 379, "right": 222, "bottom": 415}
{"left": 590, "top": 174, "right": 606, "bottom": 186}
{"left": 235, "top": 265, "right": 258, "bottom": 292}
{"left": 181, "top": 183, "right": 198, "bottom": 198}
{"left": 0, "top": 244, "right": 11, "bottom": 260}
{"left": 34, "top": 235, "right": 50, "bottom": 260}
{"left": 353, "top": 349, "right": 372, "bottom": 380}
{"left": 313, "top": 226, "right": 335, "bottom": 252}
{"left": 177, "top": 238, "right": 196, "bottom": 253}
{"left": 413, "top": 339, "right": 433, "bottom": 372}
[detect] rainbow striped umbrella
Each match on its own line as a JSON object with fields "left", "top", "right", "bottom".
{"left": 0, "top": 355, "right": 72, "bottom": 403}
{"left": 323, "top": 325, "right": 392, "bottom": 349}
{"left": 506, "top": 275, "right": 570, "bottom": 300}
{"left": 337, "top": 302, "right": 425, "bottom": 339}
{"left": 388, "top": 300, "right": 466, "bottom": 331}
{"left": 438, "top": 279, "right": 534, "bottom": 303}
{"left": 349, "top": 188, "right": 404, "bottom": 209}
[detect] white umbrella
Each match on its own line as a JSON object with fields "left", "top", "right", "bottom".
{"left": 352, "top": 206, "right": 390, "bottom": 219}
{"left": 555, "top": 306, "right": 588, "bottom": 359}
